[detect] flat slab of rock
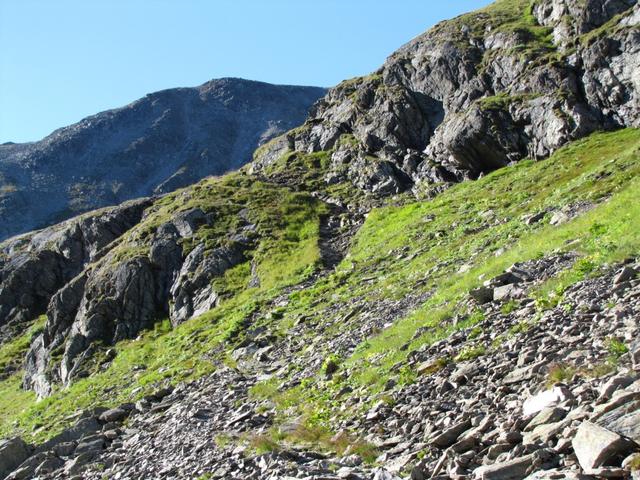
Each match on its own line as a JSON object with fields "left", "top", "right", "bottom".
{"left": 493, "top": 284, "right": 523, "bottom": 301}
{"left": 526, "top": 407, "right": 568, "bottom": 431}
{"left": 596, "top": 399, "right": 640, "bottom": 444}
{"left": 474, "top": 448, "right": 558, "bottom": 480}
{"left": 504, "top": 361, "right": 546, "bottom": 385}
{"left": 430, "top": 419, "right": 472, "bottom": 449}
{"left": 523, "top": 419, "right": 568, "bottom": 446}
{"left": 572, "top": 421, "right": 635, "bottom": 472}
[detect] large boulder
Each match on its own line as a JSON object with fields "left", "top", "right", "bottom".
{"left": 572, "top": 421, "right": 637, "bottom": 472}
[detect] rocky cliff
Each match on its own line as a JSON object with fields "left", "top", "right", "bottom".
{"left": 252, "top": 0, "right": 639, "bottom": 194}
{"left": 0, "top": 78, "right": 326, "bottom": 240}
{"left": 0, "top": 0, "right": 640, "bottom": 479}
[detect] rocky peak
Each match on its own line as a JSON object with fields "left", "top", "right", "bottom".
{"left": 0, "top": 78, "right": 326, "bottom": 241}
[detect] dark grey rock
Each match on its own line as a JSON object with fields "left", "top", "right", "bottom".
{"left": 614, "top": 266, "right": 637, "bottom": 284}
{"left": 596, "top": 399, "right": 640, "bottom": 444}
{"left": 99, "top": 407, "right": 129, "bottom": 424}
{"left": 251, "top": 0, "right": 639, "bottom": 198}
{"left": 430, "top": 419, "right": 472, "bottom": 449}
{"left": 0, "top": 198, "right": 151, "bottom": 340}
{"left": 36, "top": 417, "right": 101, "bottom": 453}
{"left": 471, "top": 287, "right": 494, "bottom": 304}
{"left": 0, "top": 437, "right": 31, "bottom": 479}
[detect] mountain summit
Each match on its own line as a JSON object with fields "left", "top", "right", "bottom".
{"left": 0, "top": 78, "right": 326, "bottom": 240}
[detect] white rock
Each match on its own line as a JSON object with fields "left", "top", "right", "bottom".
{"left": 523, "top": 386, "right": 572, "bottom": 416}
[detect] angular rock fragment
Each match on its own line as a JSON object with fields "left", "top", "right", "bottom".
{"left": 0, "top": 437, "right": 31, "bottom": 479}
{"left": 572, "top": 422, "right": 636, "bottom": 472}
{"left": 473, "top": 448, "right": 558, "bottom": 480}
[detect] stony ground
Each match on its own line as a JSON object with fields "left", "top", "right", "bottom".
{"left": 2, "top": 256, "right": 639, "bottom": 480}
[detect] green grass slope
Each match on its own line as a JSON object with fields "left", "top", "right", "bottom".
{"left": 0, "top": 129, "right": 638, "bottom": 449}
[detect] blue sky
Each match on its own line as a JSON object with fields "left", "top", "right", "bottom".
{"left": 0, "top": 0, "right": 490, "bottom": 143}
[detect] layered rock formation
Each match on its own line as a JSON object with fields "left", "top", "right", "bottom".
{"left": 0, "top": 199, "right": 152, "bottom": 343}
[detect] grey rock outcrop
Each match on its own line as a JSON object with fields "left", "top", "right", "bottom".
{"left": 0, "top": 78, "right": 325, "bottom": 240}
{"left": 0, "top": 198, "right": 151, "bottom": 340}
{"left": 252, "top": 0, "right": 640, "bottom": 194}
{"left": 23, "top": 201, "right": 256, "bottom": 396}
{"left": 0, "top": 437, "right": 31, "bottom": 480}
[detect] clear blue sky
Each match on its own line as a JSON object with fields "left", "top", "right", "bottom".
{"left": 0, "top": 0, "right": 490, "bottom": 143}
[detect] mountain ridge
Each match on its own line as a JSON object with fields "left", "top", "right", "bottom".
{"left": 0, "top": 78, "right": 326, "bottom": 240}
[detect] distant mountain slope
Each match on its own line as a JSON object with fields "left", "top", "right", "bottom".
{"left": 0, "top": 78, "right": 326, "bottom": 240}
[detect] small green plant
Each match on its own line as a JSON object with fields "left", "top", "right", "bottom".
{"left": 398, "top": 365, "right": 417, "bottom": 386}
{"left": 214, "top": 433, "right": 233, "bottom": 448}
{"left": 418, "top": 356, "right": 450, "bottom": 375}
{"left": 626, "top": 454, "right": 640, "bottom": 471}
{"left": 491, "top": 334, "right": 507, "bottom": 349}
{"left": 248, "top": 378, "right": 279, "bottom": 400}
{"left": 322, "top": 354, "right": 342, "bottom": 376}
{"left": 468, "top": 326, "right": 483, "bottom": 339}
{"left": 546, "top": 363, "right": 577, "bottom": 386}
{"left": 606, "top": 338, "right": 629, "bottom": 360}
{"left": 583, "top": 361, "right": 617, "bottom": 378}
{"left": 454, "top": 345, "right": 486, "bottom": 362}
{"left": 249, "top": 434, "right": 281, "bottom": 454}
{"left": 508, "top": 320, "right": 531, "bottom": 336}
{"left": 379, "top": 394, "right": 396, "bottom": 407}
{"left": 500, "top": 300, "right": 519, "bottom": 315}
{"left": 575, "top": 257, "right": 596, "bottom": 276}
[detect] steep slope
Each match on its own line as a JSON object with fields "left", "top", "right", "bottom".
{"left": 0, "top": 78, "right": 326, "bottom": 240}
{"left": 1, "top": 128, "right": 639, "bottom": 480}
{"left": 0, "top": 0, "right": 639, "bottom": 479}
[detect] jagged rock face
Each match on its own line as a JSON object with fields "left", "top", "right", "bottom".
{"left": 0, "top": 198, "right": 151, "bottom": 341}
{"left": 253, "top": 0, "right": 639, "bottom": 192}
{"left": 533, "top": 0, "right": 637, "bottom": 47}
{"left": 23, "top": 203, "right": 254, "bottom": 396}
{"left": 0, "top": 78, "right": 326, "bottom": 241}
{"left": 169, "top": 242, "right": 247, "bottom": 325}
